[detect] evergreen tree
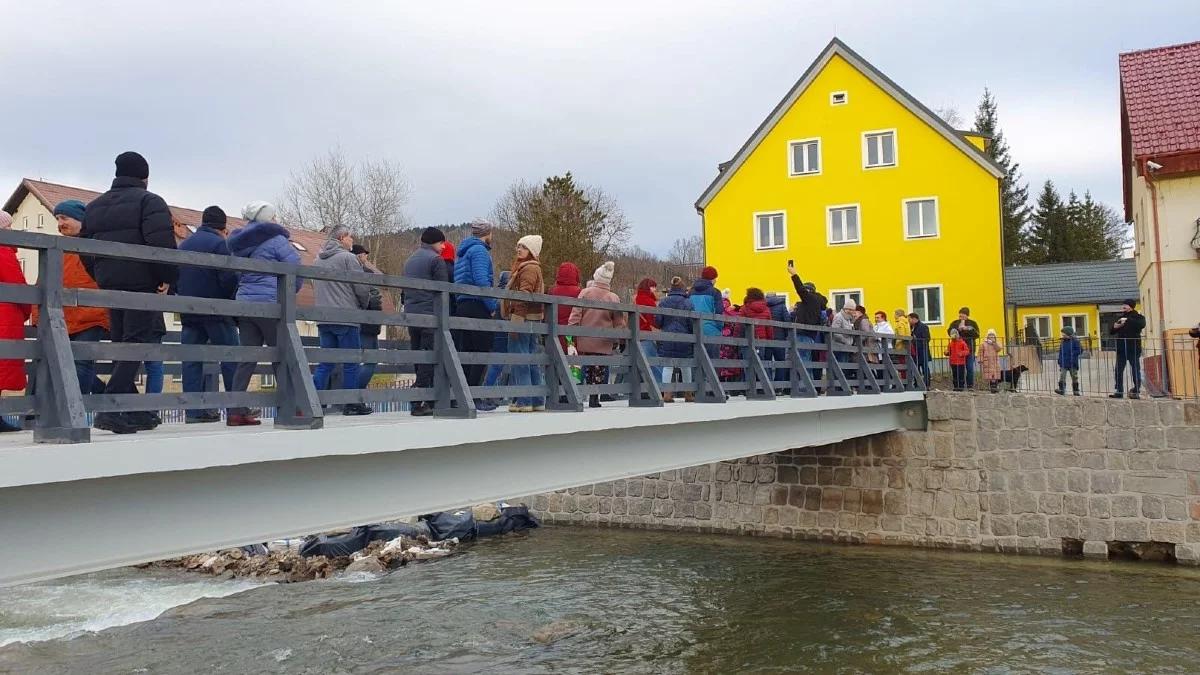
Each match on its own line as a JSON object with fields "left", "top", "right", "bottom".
{"left": 1027, "top": 181, "right": 1067, "bottom": 264}
{"left": 973, "top": 88, "right": 1032, "bottom": 264}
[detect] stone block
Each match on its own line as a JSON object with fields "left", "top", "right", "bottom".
{"left": 1105, "top": 451, "right": 1128, "bottom": 471}
{"left": 737, "top": 483, "right": 754, "bottom": 505}
{"left": 1019, "top": 452, "right": 1043, "bottom": 470}
{"left": 1080, "top": 452, "right": 1106, "bottom": 470}
{"left": 884, "top": 491, "right": 907, "bottom": 515}
{"left": 1150, "top": 521, "right": 1187, "bottom": 544}
{"left": 816, "top": 511, "right": 838, "bottom": 529}
{"left": 912, "top": 491, "right": 935, "bottom": 516}
{"left": 1175, "top": 543, "right": 1200, "bottom": 565}
{"left": 738, "top": 466, "right": 758, "bottom": 483}
{"left": 1019, "top": 470, "right": 1047, "bottom": 492}
{"left": 934, "top": 492, "right": 955, "bottom": 518}
{"left": 954, "top": 494, "right": 980, "bottom": 520}
{"left": 787, "top": 485, "right": 806, "bottom": 508}
{"left": 1157, "top": 452, "right": 1182, "bottom": 471}
{"left": 1028, "top": 405, "right": 1054, "bottom": 429}
{"left": 797, "top": 466, "right": 817, "bottom": 485}
{"left": 1082, "top": 399, "right": 1108, "bottom": 427}
{"left": 1090, "top": 472, "right": 1120, "bottom": 494}
{"left": 1012, "top": 491, "right": 1038, "bottom": 514}
{"left": 1191, "top": 520, "right": 1200, "bottom": 543}
{"left": 1081, "top": 517, "right": 1113, "bottom": 541}
{"left": 1127, "top": 451, "right": 1158, "bottom": 471}
{"left": 1065, "top": 494, "right": 1089, "bottom": 516}
{"left": 1046, "top": 469, "right": 1067, "bottom": 492}
{"left": 989, "top": 493, "right": 1011, "bottom": 515}
{"left": 1167, "top": 427, "right": 1200, "bottom": 450}
{"left": 861, "top": 489, "right": 883, "bottom": 515}
{"left": 755, "top": 486, "right": 775, "bottom": 506}
{"left": 998, "top": 430, "right": 1028, "bottom": 451}
{"left": 1048, "top": 515, "right": 1079, "bottom": 539}
{"left": 778, "top": 507, "right": 799, "bottom": 527}
{"left": 1071, "top": 428, "right": 1105, "bottom": 450}
{"left": 956, "top": 521, "right": 980, "bottom": 539}
{"left": 1132, "top": 400, "right": 1160, "bottom": 426}
{"left": 1105, "top": 428, "right": 1136, "bottom": 451}
{"left": 1067, "top": 469, "right": 1089, "bottom": 493}
{"left": 881, "top": 514, "right": 904, "bottom": 532}
{"left": 627, "top": 481, "right": 643, "bottom": 498}
{"left": 1038, "top": 493, "right": 1063, "bottom": 515}
{"left": 1040, "top": 428, "right": 1071, "bottom": 449}
{"left": 1083, "top": 540, "right": 1109, "bottom": 559}
{"left": 1054, "top": 404, "right": 1082, "bottom": 427}
{"left": 611, "top": 498, "right": 628, "bottom": 515}
{"left": 938, "top": 519, "right": 958, "bottom": 537}
{"left": 843, "top": 487, "right": 862, "bottom": 513}
{"left": 1157, "top": 400, "right": 1184, "bottom": 426}
{"left": 1004, "top": 407, "right": 1030, "bottom": 429}
{"left": 1137, "top": 428, "right": 1166, "bottom": 450}
{"left": 1110, "top": 495, "right": 1138, "bottom": 518}
{"left": 1141, "top": 495, "right": 1164, "bottom": 519}
{"left": 1165, "top": 497, "right": 1188, "bottom": 521}
{"left": 805, "top": 487, "right": 822, "bottom": 511}
{"left": 1089, "top": 496, "right": 1111, "bottom": 518}
{"left": 737, "top": 505, "right": 762, "bottom": 523}
{"left": 669, "top": 483, "right": 685, "bottom": 501}
{"left": 1113, "top": 519, "right": 1148, "bottom": 541}
{"left": 1124, "top": 472, "right": 1186, "bottom": 496}
{"left": 926, "top": 392, "right": 952, "bottom": 421}
{"left": 1106, "top": 400, "right": 1133, "bottom": 428}
{"left": 1017, "top": 514, "right": 1049, "bottom": 538}
{"left": 777, "top": 465, "right": 799, "bottom": 484}
{"left": 949, "top": 396, "right": 975, "bottom": 421}
{"left": 598, "top": 497, "right": 612, "bottom": 515}
{"left": 769, "top": 485, "right": 788, "bottom": 507}
{"left": 718, "top": 483, "right": 737, "bottom": 503}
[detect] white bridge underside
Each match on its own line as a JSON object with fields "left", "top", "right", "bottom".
{"left": 0, "top": 393, "right": 924, "bottom": 587}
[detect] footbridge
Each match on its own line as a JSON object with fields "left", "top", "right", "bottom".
{"left": 0, "top": 230, "right": 927, "bottom": 586}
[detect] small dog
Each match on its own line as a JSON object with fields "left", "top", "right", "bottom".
{"left": 999, "top": 365, "right": 1029, "bottom": 391}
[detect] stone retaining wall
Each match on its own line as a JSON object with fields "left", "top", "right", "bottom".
{"left": 520, "top": 392, "right": 1200, "bottom": 563}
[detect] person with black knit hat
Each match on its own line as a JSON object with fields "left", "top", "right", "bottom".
{"left": 403, "top": 226, "right": 449, "bottom": 416}
{"left": 1111, "top": 299, "right": 1146, "bottom": 399}
{"left": 174, "top": 206, "right": 239, "bottom": 424}
{"left": 80, "top": 151, "right": 177, "bottom": 434}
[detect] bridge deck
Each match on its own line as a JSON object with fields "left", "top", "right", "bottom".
{"left": 0, "top": 393, "right": 923, "bottom": 586}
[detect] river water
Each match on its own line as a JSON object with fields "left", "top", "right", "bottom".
{"left": 3, "top": 527, "right": 1200, "bottom": 673}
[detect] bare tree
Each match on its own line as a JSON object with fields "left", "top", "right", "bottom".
{"left": 666, "top": 235, "right": 704, "bottom": 265}
{"left": 279, "top": 147, "right": 361, "bottom": 232}
{"left": 934, "top": 105, "right": 964, "bottom": 128}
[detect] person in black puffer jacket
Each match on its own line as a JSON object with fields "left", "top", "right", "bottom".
{"left": 79, "top": 151, "right": 177, "bottom": 435}
{"left": 351, "top": 244, "right": 384, "bottom": 390}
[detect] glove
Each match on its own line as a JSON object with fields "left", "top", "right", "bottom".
{"left": 567, "top": 343, "right": 578, "bottom": 356}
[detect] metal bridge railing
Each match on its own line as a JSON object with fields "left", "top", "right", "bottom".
{"left": 0, "top": 229, "right": 923, "bottom": 444}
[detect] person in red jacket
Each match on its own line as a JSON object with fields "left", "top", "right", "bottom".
{"left": 946, "top": 328, "right": 970, "bottom": 391}
{"left": 0, "top": 212, "right": 30, "bottom": 432}
{"left": 634, "top": 278, "right": 661, "bottom": 384}
{"left": 548, "top": 262, "right": 582, "bottom": 353}
{"left": 738, "top": 288, "right": 772, "bottom": 339}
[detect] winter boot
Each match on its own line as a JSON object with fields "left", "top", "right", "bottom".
{"left": 589, "top": 395, "right": 601, "bottom": 409}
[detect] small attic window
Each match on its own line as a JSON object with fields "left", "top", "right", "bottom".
{"left": 830, "top": 91, "right": 848, "bottom": 106}
{"left": 291, "top": 241, "right": 307, "bottom": 252}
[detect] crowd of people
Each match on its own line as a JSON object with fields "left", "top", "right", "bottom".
{"left": 0, "top": 151, "right": 1163, "bottom": 434}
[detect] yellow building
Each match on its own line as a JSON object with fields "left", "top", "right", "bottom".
{"left": 695, "top": 38, "right": 1004, "bottom": 334}
{"left": 1004, "top": 259, "right": 1138, "bottom": 351}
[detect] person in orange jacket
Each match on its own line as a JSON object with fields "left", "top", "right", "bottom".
{"left": 0, "top": 210, "right": 31, "bottom": 431}
{"left": 946, "top": 328, "right": 971, "bottom": 391}
{"left": 29, "top": 200, "right": 111, "bottom": 397}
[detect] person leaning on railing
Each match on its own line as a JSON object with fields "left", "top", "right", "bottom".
{"left": 0, "top": 211, "right": 29, "bottom": 432}
{"left": 569, "top": 261, "right": 626, "bottom": 409}
{"left": 907, "top": 313, "right": 932, "bottom": 389}
{"left": 350, "top": 244, "right": 383, "bottom": 390}
{"left": 311, "top": 226, "right": 373, "bottom": 416}
{"left": 452, "top": 219, "right": 499, "bottom": 411}
{"left": 655, "top": 276, "right": 694, "bottom": 402}
{"left": 79, "top": 151, "right": 177, "bottom": 435}
{"left": 501, "top": 235, "right": 546, "bottom": 413}
{"left": 226, "top": 201, "right": 303, "bottom": 427}
{"left": 634, "top": 277, "right": 662, "bottom": 386}
{"left": 1110, "top": 298, "right": 1146, "bottom": 400}
{"left": 402, "top": 227, "right": 449, "bottom": 417}
{"left": 28, "top": 200, "right": 110, "bottom": 398}
{"left": 980, "top": 329, "right": 1002, "bottom": 393}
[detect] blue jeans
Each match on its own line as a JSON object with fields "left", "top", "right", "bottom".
{"left": 485, "top": 330, "right": 510, "bottom": 390}
{"left": 181, "top": 320, "right": 239, "bottom": 418}
{"left": 356, "top": 334, "right": 379, "bottom": 389}
{"left": 796, "top": 334, "right": 817, "bottom": 383}
{"left": 767, "top": 347, "right": 787, "bottom": 382}
{"left": 508, "top": 332, "right": 544, "bottom": 408}
{"left": 71, "top": 326, "right": 107, "bottom": 395}
{"left": 966, "top": 353, "right": 976, "bottom": 388}
{"left": 144, "top": 360, "right": 163, "bottom": 394}
{"left": 640, "top": 340, "right": 662, "bottom": 384}
{"left": 313, "top": 324, "right": 361, "bottom": 391}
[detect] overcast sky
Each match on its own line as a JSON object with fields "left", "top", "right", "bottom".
{"left": 2, "top": 1, "right": 1197, "bottom": 254}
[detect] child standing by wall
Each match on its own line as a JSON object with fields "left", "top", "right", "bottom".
{"left": 947, "top": 328, "right": 970, "bottom": 391}
{"left": 980, "top": 329, "right": 1002, "bottom": 393}
{"left": 1056, "top": 325, "right": 1083, "bottom": 396}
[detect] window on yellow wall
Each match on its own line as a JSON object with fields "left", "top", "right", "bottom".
{"left": 904, "top": 198, "right": 938, "bottom": 238}
{"left": 788, "top": 139, "right": 820, "bottom": 176}
{"left": 1061, "top": 314, "right": 1088, "bottom": 337}
{"left": 827, "top": 205, "right": 860, "bottom": 244}
{"left": 909, "top": 285, "right": 943, "bottom": 324}
{"left": 754, "top": 212, "right": 786, "bottom": 250}
{"left": 831, "top": 289, "right": 863, "bottom": 311}
{"left": 863, "top": 130, "right": 896, "bottom": 169}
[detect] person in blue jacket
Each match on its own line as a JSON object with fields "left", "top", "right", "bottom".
{"left": 690, "top": 266, "right": 723, "bottom": 359}
{"left": 452, "top": 218, "right": 499, "bottom": 411}
{"left": 765, "top": 292, "right": 790, "bottom": 383}
{"left": 1055, "top": 325, "right": 1083, "bottom": 396}
{"left": 907, "top": 312, "right": 932, "bottom": 389}
{"left": 225, "top": 201, "right": 304, "bottom": 426}
{"left": 176, "top": 206, "right": 239, "bottom": 423}
{"left": 655, "top": 276, "right": 695, "bottom": 402}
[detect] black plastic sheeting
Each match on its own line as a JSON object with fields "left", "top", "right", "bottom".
{"left": 298, "top": 506, "right": 539, "bottom": 558}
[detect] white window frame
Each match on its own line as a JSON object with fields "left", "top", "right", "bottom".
{"left": 862, "top": 128, "right": 898, "bottom": 169}
{"left": 1025, "top": 314, "right": 1051, "bottom": 342}
{"left": 1060, "top": 313, "right": 1088, "bottom": 336}
{"left": 753, "top": 210, "right": 787, "bottom": 251}
{"left": 261, "top": 373, "right": 277, "bottom": 388}
{"left": 787, "top": 137, "right": 821, "bottom": 177}
{"left": 830, "top": 288, "right": 864, "bottom": 312}
{"left": 826, "top": 204, "right": 861, "bottom": 245}
{"left": 907, "top": 284, "right": 945, "bottom": 325}
{"left": 830, "top": 91, "right": 848, "bottom": 106}
{"left": 902, "top": 197, "right": 940, "bottom": 240}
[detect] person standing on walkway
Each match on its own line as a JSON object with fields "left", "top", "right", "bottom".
{"left": 0, "top": 211, "right": 29, "bottom": 432}
{"left": 908, "top": 313, "right": 932, "bottom": 389}
{"left": 830, "top": 299, "right": 857, "bottom": 362}
{"left": 765, "top": 292, "right": 790, "bottom": 384}
{"left": 947, "top": 328, "right": 970, "bottom": 391}
{"left": 483, "top": 270, "right": 513, "bottom": 404}
{"left": 453, "top": 219, "right": 498, "bottom": 411}
{"left": 401, "top": 227, "right": 448, "bottom": 417}
{"left": 350, "top": 244, "right": 383, "bottom": 390}
{"left": 311, "top": 226, "right": 373, "bottom": 416}
{"left": 1056, "top": 325, "right": 1083, "bottom": 396}
{"left": 502, "top": 235, "right": 546, "bottom": 412}
{"left": 80, "top": 151, "right": 177, "bottom": 435}
{"left": 1111, "top": 299, "right": 1146, "bottom": 399}
{"left": 981, "top": 329, "right": 1002, "bottom": 393}
{"left": 569, "top": 261, "right": 626, "bottom": 408}
{"left": 29, "top": 201, "right": 110, "bottom": 396}
{"left": 226, "top": 201, "right": 302, "bottom": 427}
{"left": 655, "top": 277, "right": 695, "bottom": 402}
{"left": 176, "top": 206, "right": 239, "bottom": 423}
{"left": 634, "top": 278, "right": 662, "bottom": 385}
{"left": 873, "top": 310, "right": 895, "bottom": 361}
{"left": 949, "top": 307, "right": 980, "bottom": 389}
{"left": 690, "top": 267, "right": 723, "bottom": 360}
{"left": 548, "top": 262, "right": 582, "bottom": 355}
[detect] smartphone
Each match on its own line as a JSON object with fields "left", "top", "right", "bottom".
{"left": 787, "top": 259, "right": 794, "bottom": 267}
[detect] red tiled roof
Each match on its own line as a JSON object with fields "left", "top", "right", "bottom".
{"left": 1, "top": 178, "right": 376, "bottom": 310}
{"left": 1119, "top": 40, "right": 1200, "bottom": 158}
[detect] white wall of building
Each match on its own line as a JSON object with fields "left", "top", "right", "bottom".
{"left": 1131, "top": 173, "right": 1200, "bottom": 338}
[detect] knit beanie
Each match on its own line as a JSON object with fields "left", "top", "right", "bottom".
{"left": 517, "top": 234, "right": 543, "bottom": 258}
{"left": 441, "top": 240, "right": 456, "bottom": 262}
{"left": 593, "top": 261, "right": 615, "bottom": 286}
{"left": 670, "top": 276, "right": 685, "bottom": 290}
{"left": 842, "top": 299, "right": 857, "bottom": 311}
{"left": 722, "top": 288, "right": 731, "bottom": 300}
{"left": 201, "top": 206, "right": 227, "bottom": 229}
{"left": 470, "top": 218, "right": 494, "bottom": 237}
{"left": 420, "top": 226, "right": 446, "bottom": 245}
{"left": 114, "top": 151, "right": 149, "bottom": 179}
{"left": 1061, "top": 325, "right": 1075, "bottom": 337}
{"left": 1124, "top": 298, "right": 1138, "bottom": 309}
{"left": 0, "top": 211, "right": 10, "bottom": 230}
{"left": 986, "top": 328, "right": 997, "bottom": 338}
{"left": 701, "top": 265, "right": 718, "bottom": 280}
{"left": 52, "top": 200, "right": 86, "bottom": 223}
{"left": 950, "top": 328, "right": 960, "bottom": 338}
{"left": 242, "top": 201, "right": 278, "bottom": 223}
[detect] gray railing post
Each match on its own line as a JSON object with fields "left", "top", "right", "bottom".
{"left": 691, "top": 317, "right": 725, "bottom": 403}
{"left": 855, "top": 334, "right": 881, "bottom": 394}
{"left": 788, "top": 326, "right": 817, "bottom": 398}
{"left": 432, "top": 290, "right": 475, "bottom": 418}
{"left": 825, "top": 332, "right": 853, "bottom": 397}
{"left": 743, "top": 323, "right": 775, "bottom": 401}
{"left": 627, "top": 308, "right": 662, "bottom": 407}
{"left": 902, "top": 348, "right": 923, "bottom": 391}
{"left": 878, "top": 342, "right": 905, "bottom": 393}
{"left": 545, "top": 299, "right": 583, "bottom": 411}
{"left": 273, "top": 273, "right": 323, "bottom": 429}
{"left": 32, "top": 246, "right": 90, "bottom": 443}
